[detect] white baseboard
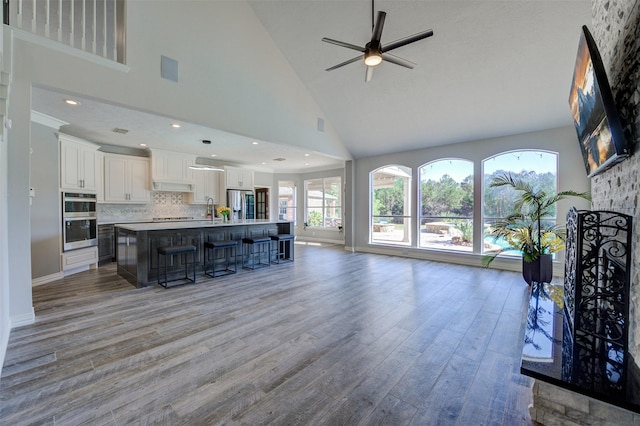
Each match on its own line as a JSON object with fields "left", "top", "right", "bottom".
{"left": 32, "top": 272, "right": 64, "bottom": 287}
{"left": 63, "top": 264, "right": 92, "bottom": 277}
{"left": 0, "top": 318, "right": 9, "bottom": 373}
{"left": 354, "top": 244, "right": 564, "bottom": 277}
{"left": 11, "top": 308, "right": 35, "bottom": 328}
{"left": 296, "top": 236, "right": 345, "bottom": 245}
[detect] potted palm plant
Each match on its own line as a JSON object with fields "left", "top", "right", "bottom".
{"left": 483, "top": 172, "right": 590, "bottom": 285}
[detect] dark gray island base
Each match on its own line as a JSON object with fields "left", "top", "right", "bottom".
{"left": 116, "top": 220, "right": 293, "bottom": 288}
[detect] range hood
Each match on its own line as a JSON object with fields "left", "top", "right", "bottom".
{"left": 149, "top": 148, "right": 197, "bottom": 192}
{"left": 152, "top": 181, "right": 194, "bottom": 192}
{"left": 190, "top": 157, "right": 225, "bottom": 171}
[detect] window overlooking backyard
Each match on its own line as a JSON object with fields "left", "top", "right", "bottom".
{"left": 370, "top": 165, "right": 412, "bottom": 246}
{"left": 278, "top": 181, "right": 296, "bottom": 224}
{"left": 304, "top": 177, "right": 342, "bottom": 228}
{"left": 419, "top": 159, "right": 473, "bottom": 252}
{"left": 483, "top": 150, "right": 559, "bottom": 256}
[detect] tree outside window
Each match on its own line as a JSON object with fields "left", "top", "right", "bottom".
{"left": 482, "top": 150, "right": 559, "bottom": 256}
{"left": 304, "top": 177, "right": 342, "bottom": 228}
{"left": 419, "top": 159, "right": 473, "bottom": 251}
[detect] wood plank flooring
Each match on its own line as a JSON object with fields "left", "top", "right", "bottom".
{"left": 0, "top": 243, "right": 534, "bottom": 425}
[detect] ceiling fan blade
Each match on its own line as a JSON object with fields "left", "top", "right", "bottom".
{"left": 365, "top": 66, "right": 374, "bottom": 82}
{"left": 326, "top": 55, "right": 364, "bottom": 71}
{"left": 382, "top": 29, "right": 434, "bottom": 53}
{"left": 382, "top": 53, "right": 416, "bottom": 69}
{"left": 322, "top": 37, "right": 366, "bottom": 53}
{"left": 371, "top": 11, "right": 386, "bottom": 42}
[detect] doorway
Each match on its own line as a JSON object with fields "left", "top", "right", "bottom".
{"left": 255, "top": 188, "right": 269, "bottom": 220}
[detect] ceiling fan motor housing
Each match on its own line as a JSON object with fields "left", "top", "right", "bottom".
{"left": 364, "top": 41, "right": 383, "bottom": 66}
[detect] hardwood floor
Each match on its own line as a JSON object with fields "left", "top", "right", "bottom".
{"left": 1, "top": 244, "right": 533, "bottom": 425}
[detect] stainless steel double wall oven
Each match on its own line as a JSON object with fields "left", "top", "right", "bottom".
{"left": 62, "top": 192, "right": 98, "bottom": 251}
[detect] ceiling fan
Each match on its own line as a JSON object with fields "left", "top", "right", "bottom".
{"left": 322, "top": 2, "right": 434, "bottom": 82}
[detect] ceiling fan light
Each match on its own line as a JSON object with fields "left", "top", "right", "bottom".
{"left": 364, "top": 52, "right": 382, "bottom": 66}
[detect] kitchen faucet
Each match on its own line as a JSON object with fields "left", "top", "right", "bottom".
{"left": 206, "top": 197, "right": 214, "bottom": 222}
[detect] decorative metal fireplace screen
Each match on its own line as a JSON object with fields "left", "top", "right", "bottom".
{"left": 562, "top": 208, "right": 632, "bottom": 397}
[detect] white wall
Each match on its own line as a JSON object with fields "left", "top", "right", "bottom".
{"left": 30, "top": 122, "right": 62, "bottom": 280}
{"left": 0, "top": 0, "right": 9, "bottom": 372}
{"left": 353, "top": 126, "right": 592, "bottom": 272}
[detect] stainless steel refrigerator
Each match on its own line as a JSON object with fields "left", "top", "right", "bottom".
{"left": 227, "top": 190, "right": 255, "bottom": 221}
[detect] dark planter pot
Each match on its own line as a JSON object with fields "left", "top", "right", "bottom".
{"left": 522, "top": 254, "right": 553, "bottom": 285}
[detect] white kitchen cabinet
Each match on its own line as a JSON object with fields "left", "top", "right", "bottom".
{"left": 225, "top": 166, "right": 254, "bottom": 190}
{"left": 150, "top": 149, "right": 195, "bottom": 184}
{"left": 96, "top": 152, "right": 104, "bottom": 202}
{"left": 60, "top": 134, "right": 99, "bottom": 191}
{"left": 104, "top": 154, "right": 150, "bottom": 203}
{"left": 189, "top": 170, "right": 220, "bottom": 204}
{"left": 62, "top": 246, "right": 98, "bottom": 271}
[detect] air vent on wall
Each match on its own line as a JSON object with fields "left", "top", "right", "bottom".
{"left": 113, "top": 128, "right": 129, "bottom": 134}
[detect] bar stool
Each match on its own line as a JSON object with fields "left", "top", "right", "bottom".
{"left": 157, "top": 244, "right": 197, "bottom": 288}
{"left": 242, "top": 236, "right": 272, "bottom": 270}
{"left": 203, "top": 240, "right": 238, "bottom": 278}
{"left": 270, "top": 234, "right": 294, "bottom": 264}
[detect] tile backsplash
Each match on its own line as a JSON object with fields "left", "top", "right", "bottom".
{"left": 98, "top": 192, "right": 213, "bottom": 222}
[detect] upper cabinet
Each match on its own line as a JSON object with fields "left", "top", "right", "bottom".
{"left": 103, "top": 154, "right": 151, "bottom": 203}
{"left": 189, "top": 170, "right": 221, "bottom": 204}
{"left": 225, "top": 166, "right": 254, "bottom": 190}
{"left": 150, "top": 149, "right": 195, "bottom": 191}
{"left": 59, "top": 134, "right": 99, "bottom": 192}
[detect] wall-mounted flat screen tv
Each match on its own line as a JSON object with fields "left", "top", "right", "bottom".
{"left": 569, "top": 25, "right": 628, "bottom": 178}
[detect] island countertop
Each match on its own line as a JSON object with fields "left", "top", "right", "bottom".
{"left": 115, "top": 219, "right": 290, "bottom": 232}
{"left": 115, "top": 220, "right": 293, "bottom": 287}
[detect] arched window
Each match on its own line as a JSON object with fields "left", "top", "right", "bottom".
{"left": 482, "top": 150, "right": 559, "bottom": 255}
{"left": 418, "top": 159, "right": 474, "bottom": 252}
{"left": 370, "top": 165, "right": 412, "bottom": 246}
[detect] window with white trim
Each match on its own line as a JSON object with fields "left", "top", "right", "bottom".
{"left": 370, "top": 165, "right": 412, "bottom": 245}
{"left": 419, "top": 159, "right": 473, "bottom": 252}
{"left": 304, "top": 177, "right": 342, "bottom": 228}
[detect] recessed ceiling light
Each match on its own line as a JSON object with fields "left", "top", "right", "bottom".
{"left": 139, "top": 143, "right": 147, "bottom": 147}
{"left": 261, "top": 162, "right": 267, "bottom": 165}
{"left": 252, "top": 141, "right": 259, "bottom": 145}
{"left": 171, "top": 123, "right": 181, "bottom": 128}
{"left": 210, "top": 154, "right": 217, "bottom": 157}
{"left": 64, "top": 99, "right": 80, "bottom": 106}
{"left": 304, "top": 153, "right": 310, "bottom": 157}
{"left": 305, "top": 162, "right": 310, "bottom": 166}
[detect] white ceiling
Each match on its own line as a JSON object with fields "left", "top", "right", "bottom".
{"left": 30, "top": 0, "right": 591, "bottom": 171}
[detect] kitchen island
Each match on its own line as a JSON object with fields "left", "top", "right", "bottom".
{"left": 115, "top": 220, "right": 293, "bottom": 287}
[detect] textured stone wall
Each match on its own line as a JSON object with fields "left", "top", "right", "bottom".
{"left": 532, "top": 2, "right": 640, "bottom": 425}
{"left": 591, "top": 0, "right": 640, "bottom": 363}
{"left": 531, "top": 381, "right": 640, "bottom": 425}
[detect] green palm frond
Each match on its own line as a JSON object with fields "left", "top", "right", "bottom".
{"left": 483, "top": 171, "right": 590, "bottom": 268}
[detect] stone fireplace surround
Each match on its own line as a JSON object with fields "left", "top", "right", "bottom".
{"left": 529, "top": 1, "right": 640, "bottom": 424}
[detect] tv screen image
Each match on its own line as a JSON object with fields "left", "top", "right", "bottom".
{"left": 568, "top": 25, "right": 628, "bottom": 177}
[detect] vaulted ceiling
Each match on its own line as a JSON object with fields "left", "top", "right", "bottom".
{"left": 31, "top": 1, "right": 591, "bottom": 171}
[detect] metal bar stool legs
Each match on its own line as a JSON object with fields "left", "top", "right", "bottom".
{"left": 242, "top": 237, "right": 272, "bottom": 270}
{"left": 157, "top": 245, "right": 197, "bottom": 288}
{"left": 270, "top": 234, "right": 294, "bottom": 264}
{"left": 204, "top": 240, "right": 238, "bottom": 278}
